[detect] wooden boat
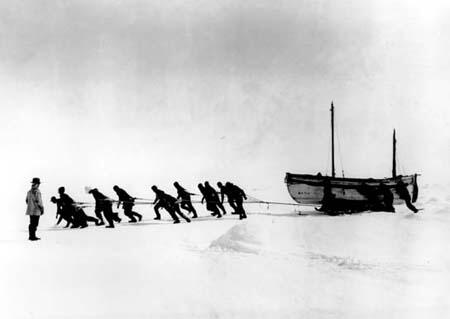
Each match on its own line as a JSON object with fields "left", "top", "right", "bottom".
{"left": 285, "top": 102, "right": 418, "bottom": 209}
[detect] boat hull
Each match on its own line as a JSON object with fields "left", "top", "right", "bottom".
{"left": 285, "top": 173, "right": 418, "bottom": 206}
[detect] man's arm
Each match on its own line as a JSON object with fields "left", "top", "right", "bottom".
{"left": 37, "top": 191, "right": 44, "bottom": 215}
{"left": 153, "top": 194, "right": 159, "bottom": 205}
{"left": 238, "top": 187, "right": 247, "bottom": 200}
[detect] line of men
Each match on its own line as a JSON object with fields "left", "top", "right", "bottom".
{"left": 51, "top": 181, "right": 248, "bottom": 228}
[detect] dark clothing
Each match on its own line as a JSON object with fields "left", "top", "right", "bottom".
{"left": 152, "top": 189, "right": 165, "bottom": 219}
{"left": 153, "top": 189, "right": 190, "bottom": 223}
{"left": 56, "top": 214, "right": 72, "bottom": 228}
{"left": 226, "top": 184, "right": 247, "bottom": 219}
{"left": 199, "top": 186, "right": 221, "bottom": 218}
{"left": 175, "top": 186, "right": 197, "bottom": 218}
{"left": 234, "top": 196, "right": 246, "bottom": 219}
{"left": 74, "top": 206, "right": 98, "bottom": 228}
{"left": 59, "top": 192, "right": 99, "bottom": 228}
{"left": 227, "top": 184, "right": 247, "bottom": 201}
{"left": 163, "top": 193, "right": 191, "bottom": 222}
{"left": 28, "top": 215, "right": 40, "bottom": 240}
{"left": 218, "top": 184, "right": 235, "bottom": 213}
{"left": 357, "top": 184, "right": 383, "bottom": 211}
{"left": 379, "top": 185, "right": 395, "bottom": 212}
{"left": 204, "top": 184, "right": 226, "bottom": 215}
{"left": 396, "top": 183, "right": 418, "bottom": 213}
{"left": 319, "top": 179, "right": 336, "bottom": 212}
{"left": 59, "top": 193, "right": 82, "bottom": 227}
{"left": 153, "top": 201, "right": 162, "bottom": 219}
{"left": 54, "top": 197, "right": 73, "bottom": 227}
{"left": 115, "top": 187, "right": 142, "bottom": 222}
{"left": 90, "top": 189, "right": 119, "bottom": 227}
{"left": 123, "top": 204, "right": 142, "bottom": 222}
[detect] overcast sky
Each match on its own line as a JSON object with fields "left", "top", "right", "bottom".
{"left": 1, "top": 0, "right": 449, "bottom": 223}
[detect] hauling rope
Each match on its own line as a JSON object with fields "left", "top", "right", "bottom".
{"left": 47, "top": 181, "right": 304, "bottom": 232}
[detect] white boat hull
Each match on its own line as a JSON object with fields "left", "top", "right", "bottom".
{"left": 285, "top": 173, "right": 418, "bottom": 206}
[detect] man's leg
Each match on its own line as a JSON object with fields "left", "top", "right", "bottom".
{"left": 29, "top": 215, "right": 40, "bottom": 240}
{"left": 124, "top": 205, "right": 137, "bottom": 222}
{"left": 56, "top": 215, "right": 63, "bottom": 226}
{"left": 95, "top": 207, "right": 105, "bottom": 225}
{"left": 165, "top": 206, "right": 180, "bottom": 223}
{"left": 208, "top": 203, "right": 221, "bottom": 218}
{"left": 132, "top": 211, "right": 142, "bottom": 221}
{"left": 405, "top": 199, "right": 419, "bottom": 213}
{"left": 153, "top": 203, "right": 162, "bottom": 220}
{"left": 228, "top": 199, "right": 238, "bottom": 214}
{"left": 216, "top": 202, "right": 227, "bottom": 215}
{"left": 174, "top": 205, "right": 191, "bottom": 222}
{"left": 85, "top": 215, "right": 98, "bottom": 223}
{"left": 104, "top": 212, "right": 115, "bottom": 228}
{"left": 187, "top": 202, "right": 198, "bottom": 218}
{"left": 236, "top": 198, "right": 246, "bottom": 219}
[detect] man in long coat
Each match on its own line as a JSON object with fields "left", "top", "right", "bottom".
{"left": 26, "top": 177, "right": 44, "bottom": 241}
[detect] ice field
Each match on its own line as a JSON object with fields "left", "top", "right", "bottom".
{"left": 1, "top": 183, "right": 449, "bottom": 318}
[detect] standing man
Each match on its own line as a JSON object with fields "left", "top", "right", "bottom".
{"left": 25, "top": 177, "right": 44, "bottom": 241}
{"left": 113, "top": 185, "right": 142, "bottom": 223}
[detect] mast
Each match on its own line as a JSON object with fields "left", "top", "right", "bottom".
{"left": 331, "top": 101, "right": 335, "bottom": 178}
{"left": 392, "top": 129, "right": 397, "bottom": 178}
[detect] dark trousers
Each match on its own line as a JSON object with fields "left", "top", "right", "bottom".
{"left": 154, "top": 202, "right": 162, "bottom": 219}
{"left": 103, "top": 204, "right": 117, "bottom": 227}
{"left": 94, "top": 206, "right": 105, "bottom": 223}
{"left": 173, "top": 204, "right": 190, "bottom": 222}
{"left": 57, "top": 214, "right": 73, "bottom": 227}
{"left": 180, "top": 201, "right": 197, "bottom": 217}
{"left": 234, "top": 197, "right": 246, "bottom": 218}
{"left": 123, "top": 203, "right": 142, "bottom": 222}
{"left": 85, "top": 215, "right": 98, "bottom": 223}
{"left": 227, "top": 199, "right": 238, "bottom": 214}
{"left": 206, "top": 201, "right": 221, "bottom": 217}
{"left": 216, "top": 201, "right": 227, "bottom": 215}
{"left": 404, "top": 198, "right": 418, "bottom": 213}
{"left": 29, "top": 215, "right": 40, "bottom": 239}
{"left": 75, "top": 209, "right": 99, "bottom": 228}
{"left": 164, "top": 206, "right": 180, "bottom": 222}
{"left": 77, "top": 207, "right": 99, "bottom": 225}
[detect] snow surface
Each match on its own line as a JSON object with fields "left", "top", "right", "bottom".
{"left": 1, "top": 184, "right": 449, "bottom": 318}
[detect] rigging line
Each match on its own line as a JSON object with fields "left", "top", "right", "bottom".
{"left": 325, "top": 130, "right": 331, "bottom": 176}
{"left": 335, "top": 121, "right": 345, "bottom": 177}
{"left": 245, "top": 193, "right": 304, "bottom": 207}
{"left": 72, "top": 194, "right": 305, "bottom": 207}
{"left": 396, "top": 151, "right": 404, "bottom": 175}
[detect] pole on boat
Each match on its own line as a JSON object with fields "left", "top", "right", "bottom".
{"left": 331, "top": 101, "right": 336, "bottom": 178}
{"left": 392, "top": 129, "right": 397, "bottom": 178}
